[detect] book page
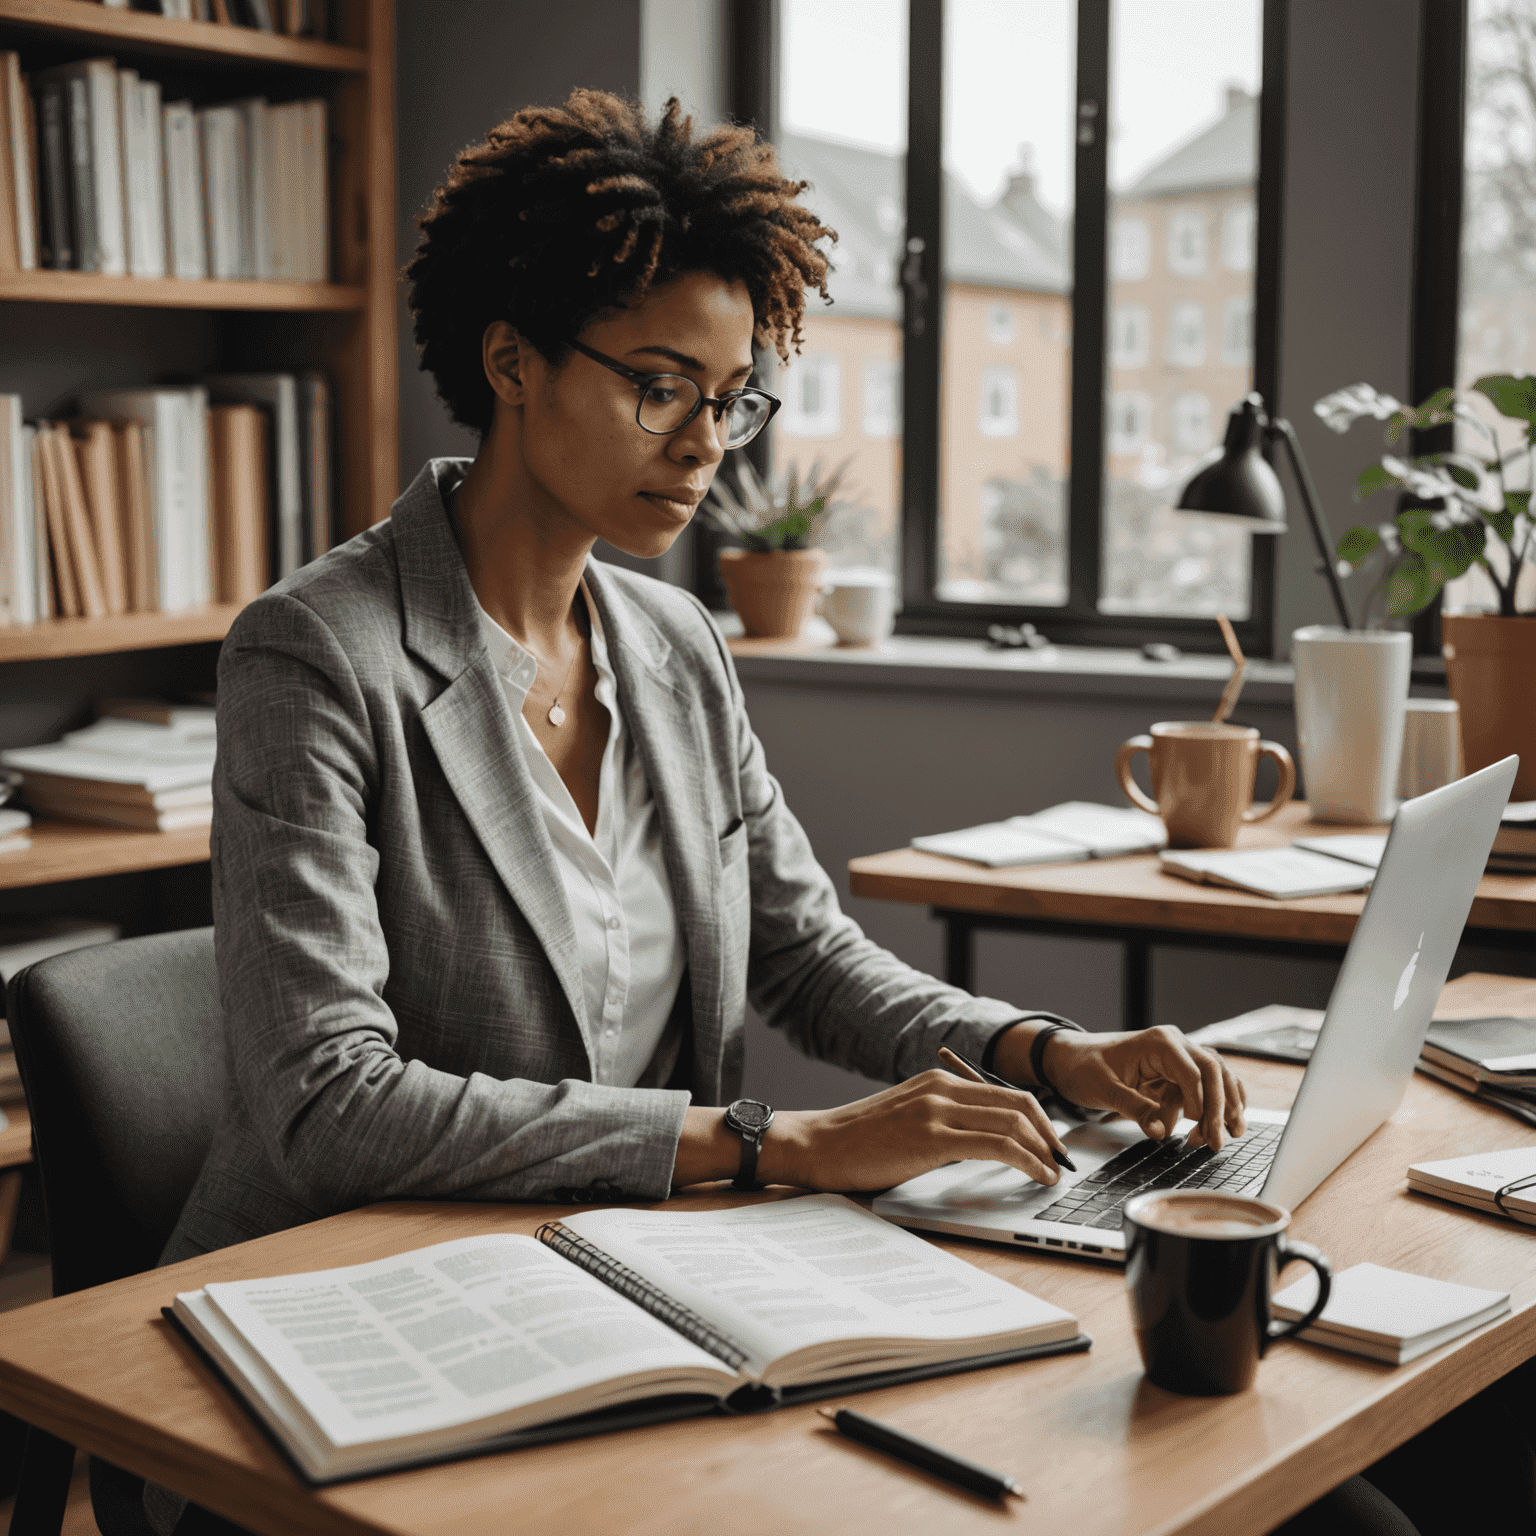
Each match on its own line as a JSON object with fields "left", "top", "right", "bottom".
{"left": 559, "top": 1195, "right": 1076, "bottom": 1384}
{"left": 195, "top": 1234, "right": 733, "bottom": 1458}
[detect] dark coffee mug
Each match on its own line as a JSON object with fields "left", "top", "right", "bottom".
{"left": 1123, "top": 1190, "right": 1332, "bottom": 1396}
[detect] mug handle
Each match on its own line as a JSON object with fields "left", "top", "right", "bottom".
{"left": 1265, "top": 1238, "right": 1332, "bottom": 1351}
{"left": 1115, "top": 736, "right": 1159, "bottom": 815}
{"left": 1242, "top": 741, "right": 1297, "bottom": 823}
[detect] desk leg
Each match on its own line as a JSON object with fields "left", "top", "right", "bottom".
{"left": 8, "top": 1425, "right": 73, "bottom": 1536}
{"left": 944, "top": 913, "right": 975, "bottom": 993}
{"left": 1123, "top": 938, "right": 1151, "bottom": 1033}
{"left": 0, "top": 1169, "right": 22, "bottom": 1271}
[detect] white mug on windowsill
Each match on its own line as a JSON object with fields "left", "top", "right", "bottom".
{"left": 819, "top": 569, "right": 898, "bottom": 647}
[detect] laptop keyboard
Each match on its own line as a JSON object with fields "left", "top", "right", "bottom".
{"left": 1034, "top": 1121, "right": 1284, "bottom": 1230}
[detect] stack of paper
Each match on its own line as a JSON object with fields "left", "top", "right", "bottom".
{"left": 1408, "top": 1146, "right": 1536, "bottom": 1225}
{"left": 1272, "top": 1262, "right": 1510, "bottom": 1364}
{"left": 911, "top": 802, "right": 1166, "bottom": 868}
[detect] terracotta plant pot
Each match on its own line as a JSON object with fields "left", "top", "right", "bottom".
{"left": 1441, "top": 613, "right": 1536, "bottom": 799}
{"left": 718, "top": 548, "right": 828, "bottom": 639}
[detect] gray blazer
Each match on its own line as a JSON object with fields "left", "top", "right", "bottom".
{"left": 163, "top": 459, "right": 1029, "bottom": 1262}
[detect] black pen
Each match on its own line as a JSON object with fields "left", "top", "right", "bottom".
{"left": 817, "top": 1406, "right": 1023, "bottom": 1501}
{"left": 937, "top": 1045, "right": 1078, "bottom": 1172}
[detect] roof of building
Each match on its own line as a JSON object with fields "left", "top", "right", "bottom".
{"left": 778, "top": 131, "right": 1069, "bottom": 322}
{"left": 1120, "top": 89, "right": 1257, "bottom": 200}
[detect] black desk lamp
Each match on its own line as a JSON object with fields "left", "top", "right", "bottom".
{"left": 1175, "top": 393, "right": 1353, "bottom": 629}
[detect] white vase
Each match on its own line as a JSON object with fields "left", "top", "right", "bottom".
{"left": 1291, "top": 626, "right": 1412, "bottom": 823}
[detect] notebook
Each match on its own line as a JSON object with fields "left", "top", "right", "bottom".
{"left": 167, "top": 1195, "right": 1085, "bottom": 1484}
{"left": 1292, "top": 834, "right": 1390, "bottom": 869}
{"left": 1407, "top": 1146, "right": 1536, "bottom": 1226}
{"left": 1159, "top": 846, "right": 1375, "bottom": 899}
{"left": 1185, "top": 1003, "right": 1326, "bottom": 1064}
{"left": 1271, "top": 1262, "right": 1510, "bottom": 1364}
{"left": 911, "top": 801, "right": 1166, "bottom": 868}
{"left": 1421, "top": 1016, "right": 1536, "bottom": 1086}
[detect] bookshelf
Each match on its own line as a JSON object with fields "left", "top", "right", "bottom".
{"left": 0, "top": 0, "right": 398, "bottom": 909}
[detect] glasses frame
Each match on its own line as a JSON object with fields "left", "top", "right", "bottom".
{"left": 566, "top": 339, "right": 781, "bottom": 448}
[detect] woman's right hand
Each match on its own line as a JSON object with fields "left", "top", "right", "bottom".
{"left": 674, "top": 1072, "right": 1071, "bottom": 1192}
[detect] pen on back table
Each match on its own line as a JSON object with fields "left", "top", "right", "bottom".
{"left": 937, "top": 1045, "right": 1078, "bottom": 1172}
{"left": 816, "top": 1406, "right": 1024, "bottom": 1501}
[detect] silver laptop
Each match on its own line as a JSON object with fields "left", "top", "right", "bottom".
{"left": 873, "top": 755, "right": 1519, "bottom": 1263}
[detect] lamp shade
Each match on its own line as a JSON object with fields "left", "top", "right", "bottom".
{"left": 1175, "top": 394, "right": 1288, "bottom": 533}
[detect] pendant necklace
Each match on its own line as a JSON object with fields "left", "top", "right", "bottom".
{"left": 541, "top": 640, "right": 581, "bottom": 728}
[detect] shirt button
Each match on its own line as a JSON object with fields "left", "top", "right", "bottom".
{"left": 608, "top": 916, "right": 620, "bottom": 931}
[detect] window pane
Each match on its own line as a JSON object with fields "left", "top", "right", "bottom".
{"left": 1447, "top": 0, "right": 1536, "bottom": 614}
{"left": 1099, "top": 0, "right": 1262, "bottom": 620}
{"left": 937, "top": 0, "right": 1074, "bottom": 606}
{"left": 776, "top": 0, "right": 907, "bottom": 577}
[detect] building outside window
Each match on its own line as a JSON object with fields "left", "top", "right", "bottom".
{"left": 1171, "top": 392, "right": 1213, "bottom": 453}
{"left": 1167, "top": 302, "right": 1206, "bottom": 366}
{"left": 863, "top": 359, "right": 901, "bottom": 438}
{"left": 777, "top": 352, "right": 842, "bottom": 438}
{"left": 1108, "top": 391, "right": 1153, "bottom": 455}
{"left": 1167, "top": 208, "right": 1208, "bottom": 276}
{"left": 979, "top": 366, "right": 1020, "bottom": 437}
{"left": 1111, "top": 303, "right": 1151, "bottom": 368}
{"left": 1111, "top": 216, "right": 1151, "bottom": 280}
{"left": 985, "top": 304, "right": 1015, "bottom": 343}
{"left": 1222, "top": 202, "right": 1255, "bottom": 271}
{"left": 1222, "top": 296, "right": 1253, "bottom": 366}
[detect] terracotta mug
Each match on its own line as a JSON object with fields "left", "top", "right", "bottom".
{"left": 1116, "top": 721, "right": 1296, "bottom": 848}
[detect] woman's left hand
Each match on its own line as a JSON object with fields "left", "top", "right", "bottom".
{"left": 994, "top": 1024, "right": 1247, "bottom": 1151}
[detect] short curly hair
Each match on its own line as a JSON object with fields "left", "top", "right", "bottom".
{"left": 404, "top": 90, "right": 837, "bottom": 436}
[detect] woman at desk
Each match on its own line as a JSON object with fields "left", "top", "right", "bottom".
{"left": 163, "top": 88, "right": 1243, "bottom": 1265}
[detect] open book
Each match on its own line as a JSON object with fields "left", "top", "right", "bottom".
{"left": 1159, "top": 846, "right": 1375, "bottom": 899}
{"left": 168, "top": 1195, "right": 1084, "bottom": 1484}
{"left": 911, "top": 801, "right": 1166, "bottom": 868}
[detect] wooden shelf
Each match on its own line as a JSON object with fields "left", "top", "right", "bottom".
{"left": 0, "top": 820, "right": 210, "bottom": 890}
{"left": 0, "top": 269, "right": 367, "bottom": 310}
{"left": 0, "top": 605, "right": 242, "bottom": 662}
{"left": 0, "top": 0, "right": 367, "bottom": 71}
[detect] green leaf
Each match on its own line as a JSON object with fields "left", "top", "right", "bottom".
{"left": 1385, "top": 412, "right": 1408, "bottom": 446}
{"left": 1354, "top": 462, "right": 1400, "bottom": 500}
{"left": 1507, "top": 489, "right": 1531, "bottom": 520}
{"left": 1337, "top": 525, "right": 1382, "bottom": 566}
{"left": 1473, "top": 374, "right": 1536, "bottom": 425}
{"left": 1385, "top": 554, "right": 1443, "bottom": 617}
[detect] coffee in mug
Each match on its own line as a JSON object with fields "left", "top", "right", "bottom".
{"left": 1115, "top": 721, "right": 1295, "bottom": 848}
{"left": 1123, "top": 1191, "right": 1331, "bottom": 1396}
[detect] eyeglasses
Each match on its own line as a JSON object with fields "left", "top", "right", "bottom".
{"left": 567, "top": 339, "right": 781, "bottom": 450}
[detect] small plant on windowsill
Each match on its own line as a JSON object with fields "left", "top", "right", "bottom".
{"left": 700, "top": 458, "right": 853, "bottom": 638}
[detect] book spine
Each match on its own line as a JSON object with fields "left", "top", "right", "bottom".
{"left": 534, "top": 1223, "right": 751, "bottom": 1371}
{"left": 34, "top": 422, "right": 80, "bottom": 617}
{"left": 0, "top": 396, "right": 20, "bottom": 624}
{"left": 241, "top": 99, "right": 269, "bottom": 280}
{"left": 65, "top": 76, "right": 99, "bottom": 273}
{"left": 36, "top": 82, "right": 72, "bottom": 270}
{"left": 73, "top": 422, "right": 128, "bottom": 615}
{"left": 50, "top": 422, "right": 107, "bottom": 617}
{"left": 163, "top": 101, "right": 206, "bottom": 280}
{"left": 0, "top": 59, "right": 18, "bottom": 273}
{"left": 87, "top": 60, "right": 127, "bottom": 277}
{"left": 8, "top": 401, "right": 37, "bottom": 623}
{"left": 24, "top": 425, "right": 50, "bottom": 618}
{"left": 13, "top": 63, "right": 38, "bottom": 270}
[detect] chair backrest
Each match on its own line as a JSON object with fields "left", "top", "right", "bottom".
{"left": 6, "top": 927, "right": 224, "bottom": 1296}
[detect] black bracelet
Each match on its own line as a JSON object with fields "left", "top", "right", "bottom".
{"left": 1030, "top": 1023, "right": 1075, "bottom": 1095}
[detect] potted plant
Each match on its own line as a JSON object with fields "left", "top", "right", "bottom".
{"left": 1314, "top": 377, "right": 1535, "bottom": 797}
{"left": 700, "top": 458, "right": 852, "bottom": 639}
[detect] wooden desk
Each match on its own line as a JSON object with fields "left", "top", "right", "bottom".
{"left": 848, "top": 803, "right": 1536, "bottom": 1030}
{"left": 0, "top": 974, "right": 1533, "bottom": 1536}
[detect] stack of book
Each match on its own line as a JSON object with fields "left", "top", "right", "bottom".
{"left": 0, "top": 374, "right": 330, "bottom": 624}
{"left": 138, "top": 1, "right": 337, "bottom": 40}
{"left": 1488, "top": 802, "right": 1536, "bottom": 878}
{"left": 0, "top": 51, "right": 328, "bottom": 284}
{"left": 1417, "top": 1013, "right": 1536, "bottom": 1127}
{"left": 0, "top": 702, "right": 215, "bottom": 832}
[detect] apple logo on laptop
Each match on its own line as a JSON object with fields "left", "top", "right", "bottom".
{"left": 1394, "top": 932, "right": 1424, "bottom": 1011}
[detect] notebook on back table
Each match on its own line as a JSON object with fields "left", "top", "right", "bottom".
{"left": 873, "top": 757, "right": 1519, "bottom": 1263}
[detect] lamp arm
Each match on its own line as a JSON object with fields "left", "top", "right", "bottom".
{"left": 1268, "top": 417, "right": 1353, "bottom": 630}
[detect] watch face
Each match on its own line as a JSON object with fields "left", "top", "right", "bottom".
{"left": 729, "top": 1099, "right": 773, "bottom": 1132}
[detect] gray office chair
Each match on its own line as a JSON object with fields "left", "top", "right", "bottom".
{"left": 5, "top": 927, "right": 235, "bottom": 1536}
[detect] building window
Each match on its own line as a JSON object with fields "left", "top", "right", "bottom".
{"left": 1222, "top": 202, "right": 1255, "bottom": 271}
{"left": 1111, "top": 217, "right": 1150, "bottom": 280}
{"left": 1167, "top": 209, "right": 1207, "bottom": 276}
{"left": 778, "top": 353, "right": 841, "bottom": 437}
{"left": 1167, "top": 302, "right": 1206, "bottom": 366}
{"left": 1108, "top": 391, "right": 1153, "bottom": 455}
{"left": 1111, "top": 303, "right": 1151, "bottom": 368}
{"left": 1172, "top": 392, "right": 1213, "bottom": 453}
{"left": 979, "top": 366, "right": 1020, "bottom": 437}
{"left": 1222, "top": 296, "right": 1253, "bottom": 366}
{"left": 863, "top": 359, "right": 900, "bottom": 438}
{"left": 986, "top": 304, "right": 1015, "bottom": 344}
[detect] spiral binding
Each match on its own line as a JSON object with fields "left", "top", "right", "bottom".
{"left": 535, "top": 1222, "right": 751, "bottom": 1371}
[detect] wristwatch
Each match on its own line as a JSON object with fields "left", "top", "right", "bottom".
{"left": 724, "top": 1098, "right": 775, "bottom": 1191}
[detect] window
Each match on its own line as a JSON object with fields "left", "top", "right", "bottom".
{"left": 1167, "top": 302, "right": 1206, "bottom": 366}
{"left": 1222, "top": 202, "right": 1255, "bottom": 271}
{"left": 1111, "top": 217, "right": 1150, "bottom": 280}
{"left": 1222, "top": 296, "right": 1253, "bottom": 366}
{"left": 1171, "top": 392, "right": 1212, "bottom": 453}
{"left": 979, "top": 366, "right": 1020, "bottom": 437}
{"left": 1167, "top": 209, "right": 1208, "bottom": 276}
{"left": 778, "top": 353, "right": 841, "bottom": 437}
{"left": 1111, "top": 303, "right": 1150, "bottom": 368}
{"left": 863, "top": 359, "right": 901, "bottom": 438}
{"left": 778, "top": 0, "right": 1270, "bottom": 644}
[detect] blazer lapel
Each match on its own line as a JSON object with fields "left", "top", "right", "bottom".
{"left": 395, "top": 462, "right": 591, "bottom": 1053}
{"left": 586, "top": 564, "right": 729, "bottom": 1101}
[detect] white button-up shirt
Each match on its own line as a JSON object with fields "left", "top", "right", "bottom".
{"left": 478, "top": 581, "right": 685, "bottom": 1088}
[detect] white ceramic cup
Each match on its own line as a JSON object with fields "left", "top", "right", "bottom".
{"left": 820, "top": 568, "right": 898, "bottom": 647}
{"left": 1290, "top": 626, "right": 1412, "bottom": 823}
{"left": 1397, "top": 697, "right": 1463, "bottom": 800}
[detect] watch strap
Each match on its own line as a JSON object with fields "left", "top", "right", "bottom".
{"left": 732, "top": 1129, "right": 764, "bottom": 1192}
